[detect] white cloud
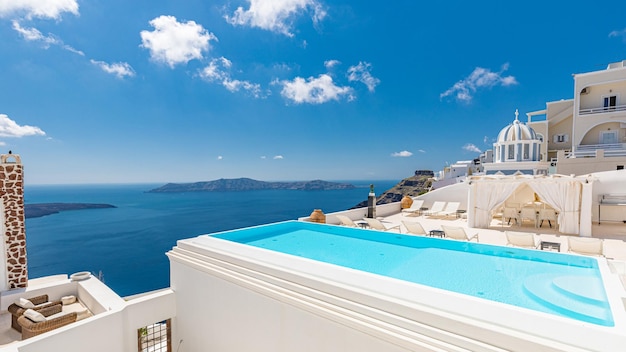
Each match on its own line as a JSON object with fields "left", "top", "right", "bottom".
{"left": 418, "top": 149, "right": 426, "bottom": 153}
{"left": 324, "top": 59, "right": 340, "bottom": 69}
{"left": 276, "top": 74, "right": 354, "bottom": 104}
{"left": 225, "top": 0, "right": 326, "bottom": 37}
{"left": 12, "top": 21, "right": 84, "bottom": 55}
{"left": 391, "top": 150, "right": 412, "bottom": 157}
{"left": 90, "top": 60, "right": 135, "bottom": 79}
{"left": 217, "top": 155, "right": 223, "bottom": 160}
{"left": 463, "top": 143, "right": 482, "bottom": 153}
{"left": 140, "top": 15, "right": 217, "bottom": 68}
{"left": 609, "top": 28, "right": 626, "bottom": 42}
{"left": 0, "top": 114, "right": 46, "bottom": 138}
{"left": 440, "top": 63, "right": 518, "bottom": 103}
{"left": 0, "top": 0, "right": 78, "bottom": 20}
{"left": 347, "top": 61, "right": 380, "bottom": 92}
{"left": 199, "top": 57, "right": 264, "bottom": 97}
{"left": 260, "top": 156, "right": 267, "bottom": 159}
{"left": 273, "top": 155, "right": 284, "bottom": 159}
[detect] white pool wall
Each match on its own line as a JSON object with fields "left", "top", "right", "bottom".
{"left": 167, "top": 231, "right": 626, "bottom": 352}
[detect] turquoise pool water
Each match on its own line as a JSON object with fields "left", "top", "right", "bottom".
{"left": 213, "top": 221, "right": 614, "bottom": 326}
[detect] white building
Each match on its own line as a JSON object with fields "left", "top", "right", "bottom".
{"left": 526, "top": 60, "right": 626, "bottom": 175}
{"left": 438, "top": 59, "right": 626, "bottom": 180}
{"left": 482, "top": 109, "right": 549, "bottom": 175}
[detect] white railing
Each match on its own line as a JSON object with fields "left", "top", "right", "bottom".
{"left": 579, "top": 104, "right": 626, "bottom": 115}
{"left": 566, "top": 143, "right": 626, "bottom": 158}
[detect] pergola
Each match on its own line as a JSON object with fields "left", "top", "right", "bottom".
{"left": 466, "top": 174, "right": 593, "bottom": 236}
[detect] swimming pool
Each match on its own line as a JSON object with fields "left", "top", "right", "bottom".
{"left": 213, "top": 220, "right": 613, "bottom": 326}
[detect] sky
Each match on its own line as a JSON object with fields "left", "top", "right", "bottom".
{"left": 1, "top": 0, "right": 626, "bottom": 185}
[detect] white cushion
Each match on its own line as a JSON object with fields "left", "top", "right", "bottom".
{"left": 61, "top": 295, "right": 76, "bottom": 305}
{"left": 15, "top": 297, "right": 35, "bottom": 309}
{"left": 23, "top": 309, "right": 46, "bottom": 323}
{"left": 76, "top": 308, "right": 90, "bottom": 321}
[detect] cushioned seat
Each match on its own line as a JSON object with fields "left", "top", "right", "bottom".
{"left": 17, "top": 304, "right": 78, "bottom": 339}
{"left": 7, "top": 294, "right": 62, "bottom": 332}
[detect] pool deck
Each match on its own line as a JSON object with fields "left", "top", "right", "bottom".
{"left": 377, "top": 211, "right": 626, "bottom": 261}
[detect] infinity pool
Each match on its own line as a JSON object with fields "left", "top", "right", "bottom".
{"left": 213, "top": 221, "right": 614, "bottom": 326}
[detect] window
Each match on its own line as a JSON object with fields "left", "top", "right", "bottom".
{"left": 603, "top": 95, "right": 617, "bottom": 110}
{"left": 618, "top": 165, "right": 624, "bottom": 170}
{"left": 507, "top": 145, "right": 514, "bottom": 159}
{"left": 523, "top": 144, "right": 530, "bottom": 160}
{"left": 553, "top": 134, "right": 569, "bottom": 143}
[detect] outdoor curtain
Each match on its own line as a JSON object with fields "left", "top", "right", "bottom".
{"left": 473, "top": 181, "right": 521, "bottom": 228}
{"left": 529, "top": 180, "right": 581, "bottom": 234}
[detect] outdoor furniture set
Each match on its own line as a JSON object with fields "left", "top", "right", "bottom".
{"left": 8, "top": 294, "right": 89, "bottom": 339}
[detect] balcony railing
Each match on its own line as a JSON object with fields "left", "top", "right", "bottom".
{"left": 579, "top": 104, "right": 626, "bottom": 115}
{"left": 566, "top": 143, "right": 626, "bottom": 158}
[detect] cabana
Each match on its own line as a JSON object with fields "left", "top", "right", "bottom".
{"left": 466, "top": 174, "right": 593, "bottom": 236}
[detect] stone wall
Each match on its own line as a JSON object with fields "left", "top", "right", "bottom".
{"left": 1, "top": 154, "right": 27, "bottom": 289}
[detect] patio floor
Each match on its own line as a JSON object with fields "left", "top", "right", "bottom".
{"left": 382, "top": 211, "right": 626, "bottom": 261}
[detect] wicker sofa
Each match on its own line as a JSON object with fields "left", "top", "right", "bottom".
{"left": 17, "top": 304, "right": 78, "bottom": 339}
{"left": 7, "top": 294, "right": 62, "bottom": 332}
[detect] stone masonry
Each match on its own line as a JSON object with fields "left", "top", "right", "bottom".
{"left": 0, "top": 153, "right": 27, "bottom": 289}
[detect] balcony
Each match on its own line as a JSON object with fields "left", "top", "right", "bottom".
{"left": 579, "top": 104, "right": 626, "bottom": 115}
{"left": 567, "top": 143, "right": 626, "bottom": 158}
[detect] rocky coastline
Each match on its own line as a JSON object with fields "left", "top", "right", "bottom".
{"left": 352, "top": 172, "right": 433, "bottom": 209}
{"left": 25, "top": 203, "right": 117, "bottom": 219}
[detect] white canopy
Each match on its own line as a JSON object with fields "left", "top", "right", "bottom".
{"left": 468, "top": 174, "right": 589, "bottom": 235}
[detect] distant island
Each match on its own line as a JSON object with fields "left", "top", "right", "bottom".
{"left": 25, "top": 203, "right": 117, "bottom": 219}
{"left": 148, "top": 178, "right": 356, "bottom": 193}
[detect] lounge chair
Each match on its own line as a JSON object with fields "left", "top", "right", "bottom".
{"left": 441, "top": 225, "right": 479, "bottom": 242}
{"left": 401, "top": 199, "right": 425, "bottom": 216}
{"left": 364, "top": 218, "right": 401, "bottom": 232}
{"left": 8, "top": 294, "right": 62, "bottom": 332}
{"left": 423, "top": 201, "right": 446, "bottom": 216}
{"left": 401, "top": 221, "right": 427, "bottom": 236}
{"left": 505, "top": 231, "right": 537, "bottom": 249}
{"left": 336, "top": 215, "right": 358, "bottom": 227}
{"left": 17, "top": 304, "right": 78, "bottom": 339}
{"left": 434, "top": 202, "right": 460, "bottom": 218}
{"left": 538, "top": 208, "right": 557, "bottom": 228}
{"left": 568, "top": 237, "right": 604, "bottom": 257}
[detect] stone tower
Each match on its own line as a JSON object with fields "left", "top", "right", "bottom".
{"left": 0, "top": 153, "right": 27, "bottom": 290}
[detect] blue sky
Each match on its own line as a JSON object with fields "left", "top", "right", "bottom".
{"left": 1, "top": 0, "right": 626, "bottom": 184}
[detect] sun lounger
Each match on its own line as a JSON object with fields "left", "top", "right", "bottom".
{"left": 434, "top": 202, "right": 460, "bottom": 218}
{"left": 401, "top": 199, "right": 425, "bottom": 216}
{"left": 505, "top": 231, "right": 537, "bottom": 249}
{"left": 423, "top": 201, "right": 446, "bottom": 216}
{"left": 401, "top": 221, "right": 427, "bottom": 236}
{"left": 336, "top": 215, "right": 359, "bottom": 227}
{"left": 567, "top": 237, "right": 604, "bottom": 257}
{"left": 441, "top": 225, "right": 479, "bottom": 242}
{"left": 364, "top": 218, "right": 401, "bottom": 232}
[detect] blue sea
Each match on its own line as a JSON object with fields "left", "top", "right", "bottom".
{"left": 24, "top": 180, "right": 398, "bottom": 297}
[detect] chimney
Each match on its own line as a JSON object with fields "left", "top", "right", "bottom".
{"left": 0, "top": 153, "right": 27, "bottom": 290}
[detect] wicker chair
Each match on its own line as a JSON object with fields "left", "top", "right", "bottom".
{"left": 17, "top": 304, "right": 78, "bottom": 339}
{"left": 7, "top": 294, "right": 62, "bottom": 332}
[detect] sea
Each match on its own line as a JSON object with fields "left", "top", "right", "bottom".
{"left": 24, "top": 180, "right": 398, "bottom": 297}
